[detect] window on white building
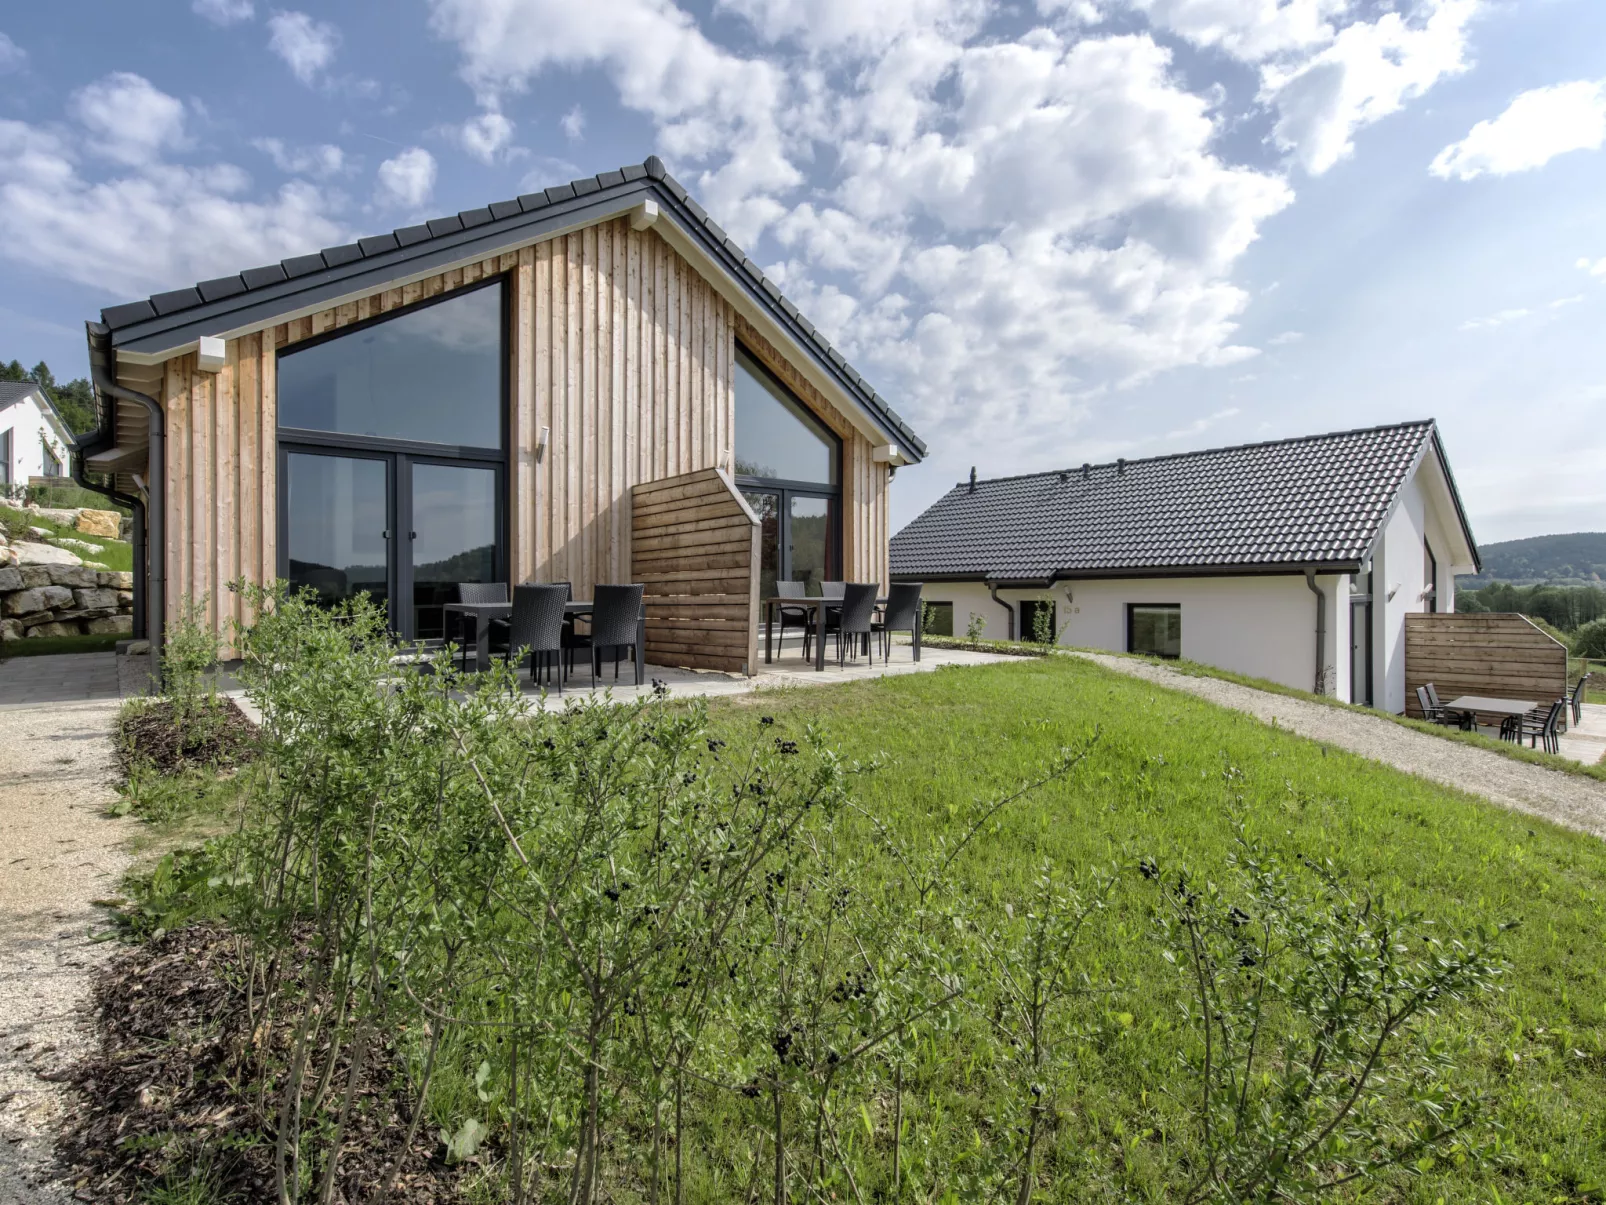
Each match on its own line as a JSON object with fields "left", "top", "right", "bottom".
{"left": 923, "top": 601, "right": 954, "bottom": 637}
{"left": 0, "top": 428, "right": 11, "bottom": 486}
{"left": 1128, "top": 603, "right": 1181, "bottom": 658}
{"left": 42, "top": 436, "right": 61, "bottom": 478}
{"left": 1424, "top": 543, "right": 1438, "bottom": 613}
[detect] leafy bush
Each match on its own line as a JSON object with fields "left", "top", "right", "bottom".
{"left": 1572, "top": 619, "right": 1606, "bottom": 660}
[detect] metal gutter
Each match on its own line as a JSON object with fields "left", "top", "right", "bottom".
{"left": 1304, "top": 569, "right": 1327, "bottom": 695}
{"left": 68, "top": 436, "right": 147, "bottom": 643}
{"left": 84, "top": 321, "right": 164, "bottom": 680}
{"left": 986, "top": 582, "right": 1016, "bottom": 641}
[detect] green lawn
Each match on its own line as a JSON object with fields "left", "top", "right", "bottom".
{"left": 701, "top": 655, "right": 1606, "bottom": 1201}
{"left": 1, "top": 502, "right": 132, "bottom": 572}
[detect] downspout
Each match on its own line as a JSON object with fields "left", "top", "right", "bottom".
{"left": 1304, "top": 569, "right": 1326, "bottom": 695}
{"left": 986, "top": 582, "right": 1015, "bottom": 641}
{"left": 85, "top": 322, "right": 165, "bottom": 678}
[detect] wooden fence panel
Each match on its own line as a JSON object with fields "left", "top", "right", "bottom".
{"left": 1404, "top": 613, "right": 1568, "bottom": 718}
{"left": 631, "top": 467, "right": 758, "bottom": 675}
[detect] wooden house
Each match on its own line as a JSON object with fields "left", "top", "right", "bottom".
{"left": 75, "top": 157, "right": 925, "bottom": 672}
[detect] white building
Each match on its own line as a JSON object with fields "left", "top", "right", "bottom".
{"left": 0, "top": 381, "right": 73, "bottom": 498}
{"left": 891, "top": 421, "right": 1480, "bottom": 712}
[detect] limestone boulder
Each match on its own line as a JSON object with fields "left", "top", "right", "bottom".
{"left": 74, "top": 587, "right": 122, "bottom": 611}
{"left": 26, "top": 620, "right": 80, "bottom": 638}
{"left": 4, "top": 585, "right": 74, "bottom": 616}
{"left": 117, "top": 590, "right": 134, "bottom": 606}
{"left": 47, "top": 564, "right": 99, "bottom": 589}
{"left": 0, "top": 618, "right": 22, "bottom": 641}
{"left": 0, "top": 566, "right": 21, "bottom": 592}
{"left": 77, "top": 509, "right": 121, "bottom": 538}
{"left": 86, "top": 614, "right": 133, "bottom": 635}
{"left": 28, "top": 525, "right": 54, "bottom": 540}
{"left": 17, "top": 565, "right": 51, "bottom": 588}
{"left": 97, "top": 570, "right": 135, "bottom": 589}
{"left": 13, "top": 541, "right": 81, "bottom": 566}
{"left": 25, "top": 506, "right": 79, "bottom": 526}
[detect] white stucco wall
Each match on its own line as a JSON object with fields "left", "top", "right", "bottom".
{"left": 921, "top": 573, "right": 1345, "bottom": 694}
{"left": 0, "top": 393, "right": 71, "bottom": 491}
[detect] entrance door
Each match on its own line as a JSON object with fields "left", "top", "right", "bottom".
{"left": 1350, "top": 599, "right": 1373, "bottom": 706}
{"left": 742, "top": 490, "right": 781, "bottom": 603}
{"left": 284, "top": 450, "right": 392, "bottom": 619}
{"left": 282, "top": 447, "right": 503, "bottom": 641}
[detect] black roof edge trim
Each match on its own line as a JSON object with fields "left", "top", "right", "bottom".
{"left": 891, "top": 563, "right": 1365, "bottom": 583}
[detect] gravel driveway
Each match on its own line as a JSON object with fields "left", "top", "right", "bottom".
{"left": 0, "top": 700, "right": 133, "bottom": 1204}
{"left": 1072, "top": 652, "right": 1606, "bottom": 841}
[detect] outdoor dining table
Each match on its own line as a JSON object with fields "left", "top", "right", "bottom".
{"left": 441, "top": 599, "right": 648, "bottom": 678}
{"left": 1443, "top": 694, "right": 1537, "bottom": 731}
{"left": 762, "top": 595, "right": 916, "bottom": 672}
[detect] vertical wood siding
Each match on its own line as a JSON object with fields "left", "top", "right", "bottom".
{"left": 148, "top": 219, "right": 893, "bottom": 667}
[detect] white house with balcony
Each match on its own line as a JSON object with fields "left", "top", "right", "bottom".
{"left": 0, "top": 381, "right": 73, "bottom": 498}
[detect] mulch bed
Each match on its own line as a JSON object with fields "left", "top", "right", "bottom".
{"left": 117, "top": 698, "right": 258, "bottom": 773}
{"left": 55, "top": 925, "right": 470, "bottom": 1204}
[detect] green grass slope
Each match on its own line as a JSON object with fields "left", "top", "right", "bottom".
{"left": 1, "top": 503, "right": 132, "bottom": 572}
{"left": 709, "top": 655, "right": 1606, "bottom": 1201}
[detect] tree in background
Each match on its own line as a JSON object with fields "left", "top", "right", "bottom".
{"left": 1, "top": 358, "right": 97, "bottom": 435}
{"left": 1457, "top": 582, "right": 1606, "bottom": 632}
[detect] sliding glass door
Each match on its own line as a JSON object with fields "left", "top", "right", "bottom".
{"left": 276, "top": 277, "right": 507, "bottom": 641}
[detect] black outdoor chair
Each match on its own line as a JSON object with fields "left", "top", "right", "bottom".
{"left": 1513, "top": 699, "right": 1565, "bottom": 755}
{"left": 1569, "top": 674, "right": 1589, "bottom": 728}
{"left": 452, "top": 581, "right": 509, "bottom": 670}
{"left": 566, "top": 584, "right": 645, "bottom": 687}
{"left": 775, "top": 580, "right": 817, "bottom": 659}
{"left": 874, "top": 582, "right": 923, "bottom": 662}
{"left": 831, "top": 583, "right": 881, "bottom": 668}
{"left": 820, "top": 581, "right": 846, "bottom": 599}
{"left": 489, "top": 584, "right": 569, "bottom": 692}
{"left": 1417, "top": 684, "right": 1472, "bottom": 730}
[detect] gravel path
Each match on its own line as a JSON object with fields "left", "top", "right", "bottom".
{"left": 1071, "top": 652, "right": 1606, "bottom": 841}
{"left": 0, "top": 701, "right": 134, "bottom": 1204}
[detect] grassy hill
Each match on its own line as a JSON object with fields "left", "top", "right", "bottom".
{"left": 1459, "top": 531, "right": 1606, "bottom": 586}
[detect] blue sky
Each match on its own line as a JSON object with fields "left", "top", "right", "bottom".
{"left": 2, "top": 0, "right": 1603, "bottom": 542}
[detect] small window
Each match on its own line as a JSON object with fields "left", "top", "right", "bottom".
{"left": 1424, "top": 543, "right": 1438, "bottom": 613}
{"left": 1020, "top": 599, "right": 1057, "bottom": 643}
{"left": 0, "top": 428, "right": 11, "bottom": 486}
{"left": 1128, "top": 604, "right": 1181, "bottom": 658}
{"left": 923, "top": 601, "right": 954, "bottom": 637}
{"left": 41, "top": 437, "right": 61, "bottom": 477}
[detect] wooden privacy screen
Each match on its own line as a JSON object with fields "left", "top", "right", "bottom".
{"left": 631, "top": 468, "right": 759, "bottom": 675}
{"left": 1404, "top": 613, "right": 1568, "bottom": 718}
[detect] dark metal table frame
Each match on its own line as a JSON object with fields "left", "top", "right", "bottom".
{"left": 762, "top": 596, "right": 916, "bottom": 672}
{"left": 1442, "top": 694, "right": 1537, "bottom": 732}
{"left": 442, "top": 600, "right": 648, "bottom": 683}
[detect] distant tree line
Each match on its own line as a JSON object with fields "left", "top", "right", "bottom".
{"left": 2, "top": 358, "right": 97, "bottom": 436}
{"left": 1458, "top": 582, "right": 1606, "bottom": 632}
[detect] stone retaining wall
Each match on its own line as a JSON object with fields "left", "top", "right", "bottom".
{"left": 0, "top": 564, "right": 135, "bottom": 641}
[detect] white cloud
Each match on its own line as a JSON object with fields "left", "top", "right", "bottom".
{"left": 254, "top": 137, "right": 345, "bottom": 177}
{"left": 0, "top": 32, "right": 26, "bottom": 73}
{"left": 193, "top": 0, "right": 255, "bottom": 25}
{"left": 0, "top": 105, "right": 344, "bottom": 299}
{"left": 70, "top": 73, "right": 189, "bottom": 166}
{"left": 560, "top": 104, "right": 585, "bottom": 140}
{"left": 1128, "top": 0, "right": 1347, "bottom": 61}
{"left": 376, "top": 147, "right": 436, "bottom": 208}
{"left": 1267, "top": 330, "right": 1303, "bottom": 345}
{"left": 458, "top": 111, "right": 514, "bottom": 162}
{"left": 268, "top": 10, "right": 339, "bottom": 85}
{"left": 1579, "top": 256, "right": 1606, "bottom": 279}
{"left": 1459, "top": 295, "right": 1582, "bottom": 331}
{"left": 1262, "top": 0, "right": 1480, "bottom": 174}
{"left": 1166, "top": 405, "right": 1240, "bottom": 440}
{"left": 1431, "top": 80, "right": 1606, "bottom": 180}
{"left": 716, "top": 0, "right": 989, "bottom": 54}
{"left": 426, "top": 0, "right": 800, "bottom": 242}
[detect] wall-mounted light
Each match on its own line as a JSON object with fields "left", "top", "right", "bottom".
{"left": 536, "top": 425, "right": 550, "bottom": 461}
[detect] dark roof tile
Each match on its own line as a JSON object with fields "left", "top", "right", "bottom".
{"left": 572, "top": 177, "right": 600, "bottom": 196}
{"left": 358, "top": 234, "right": 399, "bottom": 256}
{"left": 393, "top": 223, "right": 431, "bottom": 247}
{"left": 151, "top": 288, "right": 203, "bottom": 315}
{"left": 321, "top": 243, "right": 363, "bottom": 268}
{"left": 241, "top": 264, "right": 288, "bottom": 289}
{"left": 892, "top": 423, "right": 1443, "bottom": 580}
{"left": 458, "top": 207, "right": 492, "bottom": 229}
{"left": 281, "top": 254, "right": 326, "bottom": 279}
{"left": 488, "top": 199, "right": 522, "bottom": 221}
{"left": 197, "top": 275, "right": 247, "bottom": 303}
{"left": 544, "top": 183, "right": 575, "bottom": 203}
{"left": 596, "top": 169, "right": 624, "bottom": 188}
{"left": 517, "top": 191, "right": 549, "bottom": 212}
{"left": 426, "top": 216, "right": 464, "bottom": 237}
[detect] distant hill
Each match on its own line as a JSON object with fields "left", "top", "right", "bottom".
{"left": 1458, "top": 532, "right": 1606, "bottom": 587}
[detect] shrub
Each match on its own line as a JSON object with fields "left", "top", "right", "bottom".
{"left": 1573, "top": 618, "right": 1606, "bottom": 660}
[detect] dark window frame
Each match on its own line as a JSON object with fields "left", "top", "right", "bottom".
{"left": 1019, "top": 599, "right": 1057, "bottom": 643}
{"left": 734, "top": 342, "right": 843, "bottom": 590}
{"left": 1126, "top": 602, "right": 1182, "bottom": 659}
{"left": 275, "top": 275, "right": 511, "bottom": 641}
{"left": 1424, "top": 542, "right": 1438, "bottom": 614}
{"left": 0, "top": 427, "right": 11, "bottom": 486}
{"left": 923, "top": 600, "right": 954, "bottom": 637}
{"left": 275, "top": 274, "right": 509, "bottom": 457}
